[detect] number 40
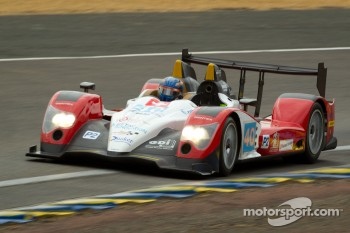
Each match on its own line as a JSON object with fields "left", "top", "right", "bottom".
{"left": 244, "top": 127, "right": 255, "bottom": 147}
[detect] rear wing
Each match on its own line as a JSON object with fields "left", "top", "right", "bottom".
{"left": 181, "top": 48, "right": 327, "bottom": 117}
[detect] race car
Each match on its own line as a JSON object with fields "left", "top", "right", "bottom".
{"left": 26, "top": 49, "right": 337, "bottom": 176}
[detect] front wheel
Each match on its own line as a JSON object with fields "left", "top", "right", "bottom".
{"left": 219, "top": 117, "right": 239, "bottom": 176}
{"left": 303, "top": 102, "right": 325, "bottom": 163}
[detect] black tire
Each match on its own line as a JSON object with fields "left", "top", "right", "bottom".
{"left": 303, "top": 102, "right": 325, "bottom": 163}
{"left": 219, "top": 117, "right": 239, "bottom": 176}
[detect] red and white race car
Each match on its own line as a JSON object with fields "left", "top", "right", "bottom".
{"left": 26, "top": 49, "right": 337, "bottom": 176}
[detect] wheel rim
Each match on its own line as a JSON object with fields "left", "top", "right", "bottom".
{"left": 222, "top": 122, "right": 238, "bottom": 169}
{"left": 308, "top": 109, "right": 324, "bottom": 154}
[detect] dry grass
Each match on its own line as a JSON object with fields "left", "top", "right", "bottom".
{"left": 0, "top": 0, "right": 350, "bottom": 15}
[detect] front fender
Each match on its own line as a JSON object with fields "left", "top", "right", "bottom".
{"left": 177, "top": 106, "right": 259, "bottom": 161}
{"left": 40, "top": 91, "right": 103, "bottom": 152}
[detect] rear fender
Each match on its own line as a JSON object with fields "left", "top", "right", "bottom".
{"left": 272, "top": 93, "right": 317, "bottom": 129}
{"left": 318, "top": 98, "right": 336, "bottom": 148}
{"left": 41, "top": 91, "right": 103, "bottom": 149}
{"left": 272, "top": 93, "right": 336, "bottom": 149}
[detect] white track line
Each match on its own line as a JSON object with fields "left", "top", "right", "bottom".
{"left": 1, "top": 47, "right": 350, "bottom": 62}
{"left": 333, "top": 145, "right": 350, "bottom": 151}
{"left": 0, "top": 170, "right": 117, "bottom": 188}
{"left": 1, "top": 145, "right": 349, "bottom": 187}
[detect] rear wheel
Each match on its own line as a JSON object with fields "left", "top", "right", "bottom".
{"left": 303, "top": 102, "right": 325, "bottom": 163}
{"left": 219, "top": 117, "right": 239, "bottom": 176}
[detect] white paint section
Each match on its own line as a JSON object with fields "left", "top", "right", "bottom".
{"left": 1, "top": 47, "right": 350, "bottom": 62}
{"left": 0, "top": 170, "right": 117, "bottom": 188}
{"left": 108, "top": 96, "right": 195, "bottom": 152}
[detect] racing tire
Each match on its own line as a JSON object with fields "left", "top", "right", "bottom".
{"left": 302, "top": 102, "right": 325, "bottom": 163}
{"left": 219, "top": 117, "right": 239, "bottom": 176}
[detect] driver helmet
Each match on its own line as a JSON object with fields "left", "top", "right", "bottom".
{"left": 158, "top": 76, "right": 184, "bottom": 101}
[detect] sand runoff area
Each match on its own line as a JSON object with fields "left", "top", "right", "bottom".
{"left": 0, "top": 0, "right": 350, "bottom": 15}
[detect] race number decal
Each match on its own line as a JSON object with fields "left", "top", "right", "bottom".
{"left": 83, "top": 131, "right": 100, "bottom": 140}
{"left": 261, "top": 135, "right": 270, "bottom": 149}
{"left": 243, "top": 122, "right": 256, "bottom": 152}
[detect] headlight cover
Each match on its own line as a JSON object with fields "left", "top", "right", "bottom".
{"left": 180, "top": 123, "right": 218, "bottom": 149}
{"left": 43, "top": 105, "right": 76, "bottom": 133}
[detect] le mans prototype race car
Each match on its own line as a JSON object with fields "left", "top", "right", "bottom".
{"left": 26, "top": 49, "right": 337, "bottom": 176}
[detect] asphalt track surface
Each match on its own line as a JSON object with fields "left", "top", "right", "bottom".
{"left": 0, "top": 9, "right": 350, "bottom": 210}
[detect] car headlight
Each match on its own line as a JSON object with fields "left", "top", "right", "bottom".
{"left": 43, "top": 105, "right": 76, "bottom": 133}
{"left": 181, "top": 124, "right": 217, "bottom": 149}
{"left": 52, "top": 112, "right": 76, "bottom": 128}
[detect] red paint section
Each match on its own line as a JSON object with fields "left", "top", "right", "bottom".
{"left": 41, "top": 91, "right": 103, "bottom": 145}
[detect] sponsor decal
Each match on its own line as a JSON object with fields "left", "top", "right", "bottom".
{"left": 82, "top": 131, "right": 100, "bottom": 140}
{"left": 145, "top": 139, "right": 176, "bottom": 150}
{"left": 110, "top": 136, "right": 133, "bottom": 145}
{"left": 279, "top": 139, "right": 293, "bottom": 151}
{"left": 117, "top": 116, "right": 129, "bottom": 122}
{"left": 261, "top": 135, "right": 270, "bottom": 149}
{"left": 55, "top": 102, "right": 74, "bottom": 106}
{"left": 194, "top": 116, "right": 213, "bottom": 121}
{"left": 114, "top": 130, "right": 139, "bottom": 136}
{"left": 116, "top": 115, "right": 150, "bottom": 125}
{"left": 111, "top": 122, "right": 148, "bottom": 134}
{"left": 270, "top": 132, "right": 279, "bottom": 152}
{"left": 243, "top": 122, "right": 256, "bottom": 152}
{"left": 181, "top": 109, "right": 193, "bottom": 115}
{"left": 328, "top": 120, "right": 335, "bottom": 128}
{"left": 145, "top": 99, "right": 170, "bottom": 107}
{"left": 130, "top": 104, "right": 167, "bottom": 116}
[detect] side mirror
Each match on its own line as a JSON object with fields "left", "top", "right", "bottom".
{"left": 80, "top": 82, "right": 95, "bottom": 93}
